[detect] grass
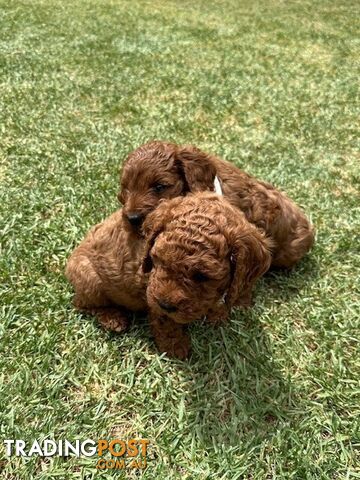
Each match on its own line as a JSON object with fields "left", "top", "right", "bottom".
{"left": 0, "top": 0, "right": 359, "bottom": 478}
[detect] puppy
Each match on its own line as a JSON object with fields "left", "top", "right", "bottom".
{"left": 65, "top": 209, "right": 147, "bottom": 333}
{"left": 119, "top": 141, "right": 314, "bottom": 268}
{"left": 65, "top": 193, "right": 271, "bottom": 358}
{"left": 142, "top": 193, "right": 271, "bottom": 358}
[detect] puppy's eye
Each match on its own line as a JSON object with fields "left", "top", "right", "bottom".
{"left": 192, "top": 271, "right": 210, "bottom": 282}
{"left": 153, "top": 183, "right": 168, "bottom": 193}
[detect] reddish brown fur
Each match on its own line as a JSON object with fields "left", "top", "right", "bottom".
{"left": 120, "top": 141, "right": 314, "bottom": 268}
{"left": 66, "top": 193, "right": 271, "bottom": 358}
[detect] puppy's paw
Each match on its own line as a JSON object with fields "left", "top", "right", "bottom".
{"left": 150, "top": 315, "right": 191, "bottom": 360}
{"left": 235, "top": 293, "right": 254, "bottom": 309}
{"left": 206, "top": 304, "right": 229, "bottom": 326}
{"left": 97, "top": 308, "right": 129, "bottom": 333}
{"left": 161, "top": 337, "right": 191, "bottom": 360}
{"left": 172, "top": 338, "right": 191, "bottom": 360}
{"left": 154, "top": 329, "right": 191, "bottom": 359}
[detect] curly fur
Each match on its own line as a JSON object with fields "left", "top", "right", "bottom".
{"left": 66, "top": 193, "right": 271, "bottom": 358}
{"left": 120, "top": 141, "right": 314, "bottom": 268}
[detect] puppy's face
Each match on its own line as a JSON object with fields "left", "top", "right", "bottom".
{"left": 142, "top": 193, "right": 272, "bottom": 325}
{"left": 119, "top": 143, "right": 186, "bottom": 232}
{"left": 119, "top": 141, "right": 217, "bottom": 233}
{"left": 146, "top": 230, "right": 231, "bottom": 324}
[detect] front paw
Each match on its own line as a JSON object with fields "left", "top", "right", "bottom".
{"left": 156, "top": 333, "right": 191, "bottom": 360}
{"left": 206, "top": 304, "right": 229, "bottom": 326}
{"left": 169, "top": 339, "right": 191, "bottom": 360}
{"left": 97, "top": 308, "right": 129, "bottom": 333}
{"left": 235, "top": 292, "right": 254, "bottom": 308}
{"left": 150, "top": 315, "right": 191, "bottom": 359}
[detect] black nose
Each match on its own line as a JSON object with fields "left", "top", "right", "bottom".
{"left": 126, "top": 213, "right": 144, "bottom": 227}
{"left": 158, "top": 300, "right": 178, "bottom": 313}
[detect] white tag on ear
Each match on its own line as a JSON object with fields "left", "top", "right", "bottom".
{"left": 214, "top": 175, "right": 223, "bottom": 195}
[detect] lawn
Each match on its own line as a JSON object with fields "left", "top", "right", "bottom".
{"left": 0, "top": 0, "right": 359, "bottom": 478}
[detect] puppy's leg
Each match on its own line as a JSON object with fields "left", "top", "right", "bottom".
{"left": 206, "top": 303, "right": 230, "bottom": 326}
{"left": 207, "top": 294, "right": 252, "bottom": 326}
{"left": 149, "top": 313, "right": 190, "bottom": 360}
{"left": 66, "top": 253, "right": 129, "bottom": 333}
{"left": 85, "top": 306, "right": 130, "bottom": 333}
{"left": 234, "top": 289, "right": 254, "bottom": 308}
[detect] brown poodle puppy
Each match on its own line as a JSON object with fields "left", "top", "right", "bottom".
{"left": 65, "top": 210, "right": 147, "bottom": 333}
{"left": 66, "top": 193, "right": 271, "bottom": 358}
{"left": 119, "top": 141, "right": 314, "bottom": 268}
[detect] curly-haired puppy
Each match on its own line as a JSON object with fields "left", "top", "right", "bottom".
{"left": 65, "top": 193, "right": 271, "bottom": 358}
{"left": 119, "top": 141, "right": 314, "bottom": 269}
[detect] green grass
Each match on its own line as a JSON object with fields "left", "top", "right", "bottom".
{"left": 1, "top": 0, "right": 359, "bottom": 478}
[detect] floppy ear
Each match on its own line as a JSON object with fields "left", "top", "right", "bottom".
{"left": 225, "top": 227, "right": 272, "bottom": 308}
{"left": 142, "top": 230, "right": 159, "bottom": 273}
{"left": 141, "top": 198, "right": 182, "bottom": 273}
{"left": 117, "top": 190, "right": 125, "bottom": 205}
{"left": 175, "top": 145, "right": 217, "bottom": 192}
{"left": 117, "top": 163, "right": 126, "bottom": 204}
{"left": 141, "top": 211, "right": 165, "bottom": 274}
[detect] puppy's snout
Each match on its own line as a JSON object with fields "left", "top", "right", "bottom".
{"left": 157, "top": 300, "right": 178, "bottom": 313}
{"left": 126, "top": 212, "right": 144, "bottom": 227}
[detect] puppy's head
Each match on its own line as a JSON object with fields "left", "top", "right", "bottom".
{"left": 142, "top": 193, "right": 271, "bottom": 324}
{"left": 119, "top": 141, "right": 216, "bottom": 232}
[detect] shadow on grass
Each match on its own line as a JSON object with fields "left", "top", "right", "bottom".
{"left": 107, "top": 312, "right": 295, "bottom": 461}
{"left": 179, "top": 315, "right": 293, "bottom": 452}
{"left": 176, "top": 257, "right": 320, "bottom": 451}
{"left": 107, "top": 301, "right": 296, "bottom": 456}
{"left": 86, "top": 254, "right": 319, "bottom": 461}
{"left": 264, "top": 253, "right": 321, "bottom": 301}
